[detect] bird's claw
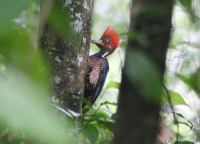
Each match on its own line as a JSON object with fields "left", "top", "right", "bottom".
{"left": 86, "top": 72, "right": 91, "bottom": 80}
{"left": 88, "top": 65, "right": 93, "bottom": 70}
{"left": 86, "top": 65, "right": 93, "bottom": 80}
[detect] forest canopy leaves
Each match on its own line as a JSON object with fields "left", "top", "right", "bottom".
{"left": 176, "top": 68, "right": 200, "bottom": 97}
{"left": 81, "top": 124, "right": 99, "bottom": 144}
{"left": 190, "top": 68, "right": 200, "bottom": 95}
{"left": 0, "top": 1, "right": 71, "bottom": 142}
{"left": 0, "top": 0, "right": 199, "bottom": 143}
{"left": 178, "top": 0, "right": 195, "bottom": 22}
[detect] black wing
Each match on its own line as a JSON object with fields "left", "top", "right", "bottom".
{"left": 91, "top": 58, "right": 109, "bottom": 104}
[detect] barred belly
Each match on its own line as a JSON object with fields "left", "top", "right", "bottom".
{"left": 89, "top": 58, "right": 104, "bottom": 87}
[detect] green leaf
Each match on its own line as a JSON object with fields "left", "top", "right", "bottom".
{"left": 111, "top": 113, "right": 116, "bottom": 120}
{"left": 78, "top": 118, "right": 91, "bottom": 127}
{"left": 92, "top": 106, "right": 113, "bottom": 116}
{"left": 190, "top": 68, "right": 200, "bottom": 95}
{"left": 176, "top": 74, "right": 191, "bottom": 87}
{"left": 179, "top": 0, "right": 194, "bottom": 22}
{"left": 106, "top": 81, "right": 120, "bottom": 89}
{"left": 80, "top": 98, "right": 92, "bottom": 109}
{"left": 163, "top": 90, "right": 188, "bottom": 106}
{"left": 94, "top": 109, "right": 111, "bottom": 120}
{"left": 82, "top": 124, "right": 99, "bottom": 144}
{"left": 177, "top": 68, "right": 200, "bottom": 96}
{"left": 10, "top": 138, "right": 26, "bottom": 144}
{"left": 96, "top": 138, "right": 107, "bottom": 144}
{"left": 174, "top": 141, "right": 194, "bottom": 144}
{"left": 176, "top": 72, "right": 200, "bottom": 96}
{"left": 97, "top": 120, "right": 114, "bottom": 132}
{"left": 95, "top": 113, "right": 115, "bottom": 132}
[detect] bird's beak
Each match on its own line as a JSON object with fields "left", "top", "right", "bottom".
{"left": 90, "top": 39, "right": 104, "bottom": 46}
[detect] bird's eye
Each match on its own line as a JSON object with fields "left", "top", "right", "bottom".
{"left": 104, "top": 38, "right": 110, "bottom": 44}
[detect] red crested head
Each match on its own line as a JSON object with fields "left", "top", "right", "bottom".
{"left": 91, "top": 27, "right": 120, "bottom": 57}
{"left": 101, "top": 27, "right": 120, "bottom": 49}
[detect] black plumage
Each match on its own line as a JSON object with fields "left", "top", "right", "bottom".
{"left": 82, "top": 27, "right": 120, "bottom": 114}
{"left": 82, "top": 51, "right": 109, "bottom": 114}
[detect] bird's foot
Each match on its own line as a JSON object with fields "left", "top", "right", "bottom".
{"left": 86, "top": 65, "right": 93, "bottom": 80}
{"left": 88, "top": 65, "right": 93, "bottom": 70}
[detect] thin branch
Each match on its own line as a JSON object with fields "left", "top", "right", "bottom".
{"left": 162, "top": 84, "right": 179, "bottom": 141}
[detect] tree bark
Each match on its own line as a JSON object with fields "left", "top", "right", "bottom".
{"left": 39, "top": 0, "right": 93, "bottom": 113}
{"left": 113, "top": 0, "right": 173, "bottom": 144}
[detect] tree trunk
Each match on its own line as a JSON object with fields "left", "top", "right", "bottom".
{"left": 39, "top": 0, "right": 93, "bottom": 113}
{"left": 113, "top": 0, "right": 173, "bottom": 144}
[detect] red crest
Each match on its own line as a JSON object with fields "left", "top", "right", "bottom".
{"left": 101, "top": 27, "right": 120, "bottom": 49}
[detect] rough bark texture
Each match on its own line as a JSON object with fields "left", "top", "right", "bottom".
{"left": 39, "top": 0, "right": 93, "bottom": 113}
{"left": 113, "top": 0, "right": 173, "bottom": 144}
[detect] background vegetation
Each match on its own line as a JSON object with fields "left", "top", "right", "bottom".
{"left": 1, "top": 0, "right": 200, "bottom": 143}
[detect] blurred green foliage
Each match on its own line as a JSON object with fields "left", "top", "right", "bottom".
{"left": 1, "top": 0, "right": 200, "bottom": 143}
{"left": 163, "top": 0, "right": 200, "bottom": 143}
{"left": 0, "top": 0, "right": 33, "bottom": 27}
{"left": 0, "top": 0, "right": 119, "bottom": 143}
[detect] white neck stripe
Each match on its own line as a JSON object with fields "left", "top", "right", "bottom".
{"left": 102, "top": 52, "right": 109, "bottom": 58}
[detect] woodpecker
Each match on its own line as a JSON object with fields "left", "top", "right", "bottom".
{"left": 82, "top": 27, "right": 120, "bottom": 114}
